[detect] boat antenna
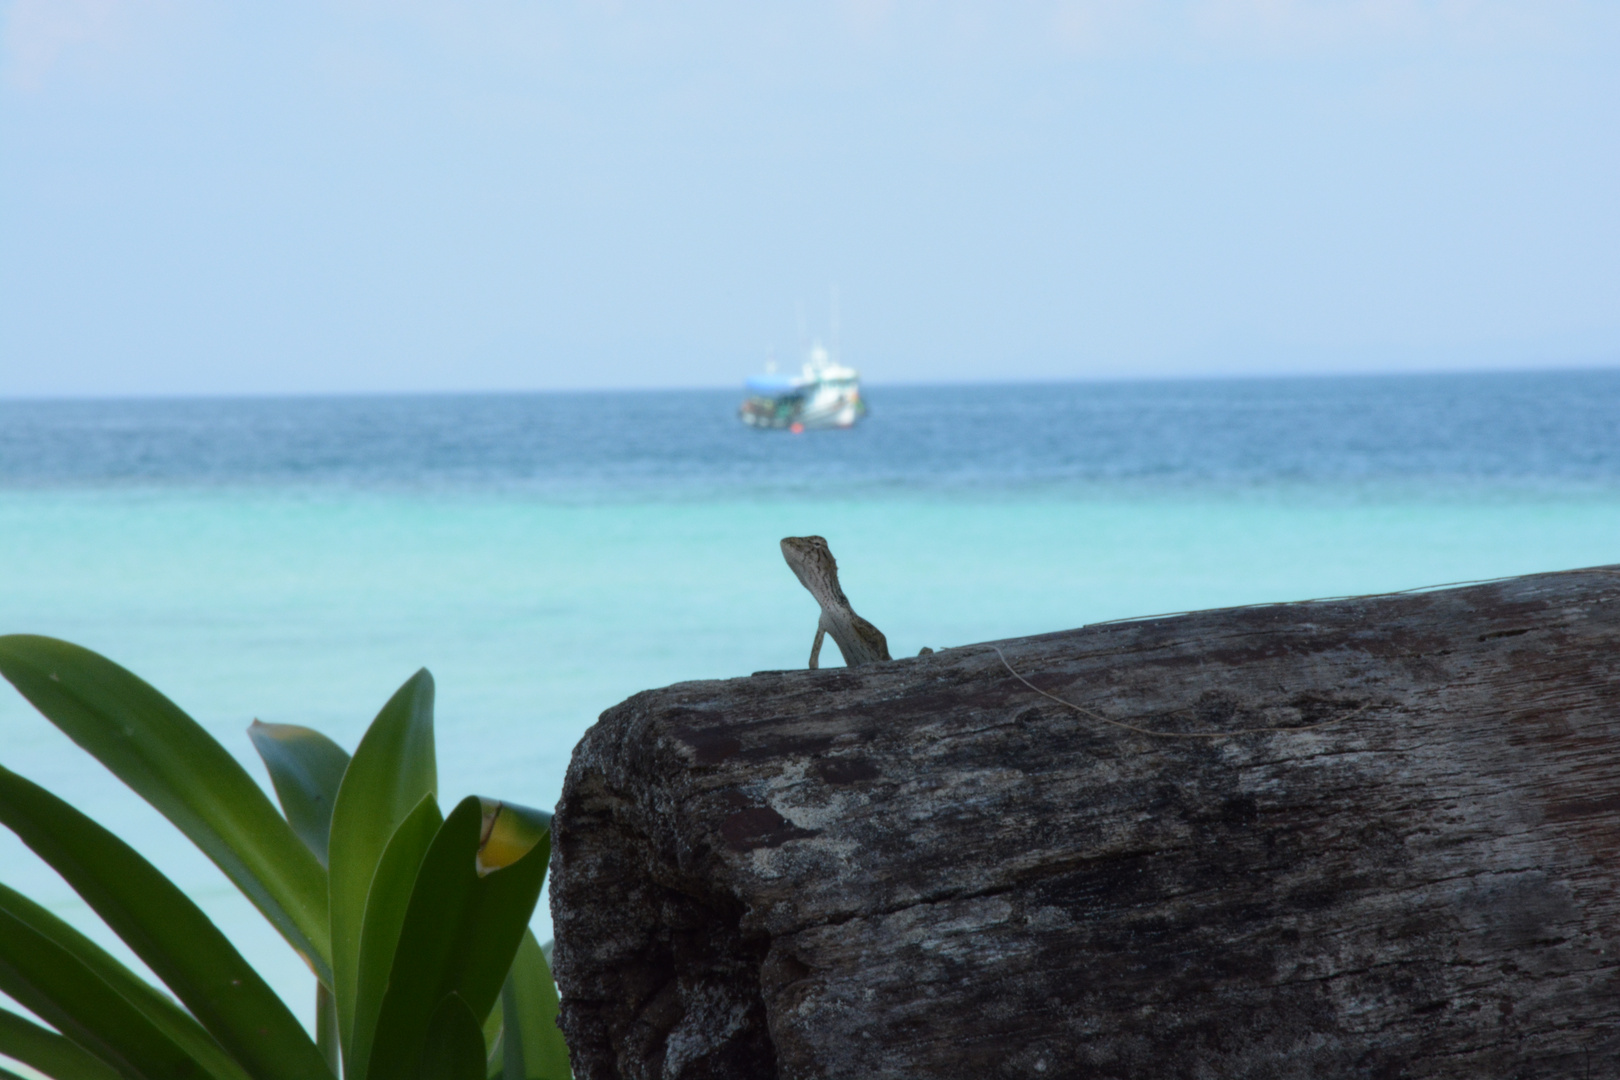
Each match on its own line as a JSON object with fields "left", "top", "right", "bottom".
{"left": 830, "top": 283, "right": 840, "bottom": 363}
{"left": 796, "top": 301, "right": 807, "bottom": 356}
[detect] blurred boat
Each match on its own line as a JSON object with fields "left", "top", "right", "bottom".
{"left": 738, "top": 342, "right": 866, "bottom": 431}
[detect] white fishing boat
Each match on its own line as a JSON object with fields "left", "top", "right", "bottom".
{"left": 738, "top": 342, "right": 867, "bottom": 431}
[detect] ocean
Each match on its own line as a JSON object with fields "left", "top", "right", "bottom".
{"left": 2, "top": 370, "right": 1619, "bottom": 1029}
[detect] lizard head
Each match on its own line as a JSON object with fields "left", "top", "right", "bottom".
{"left": 780, "top": 535, "right": 842, "bottom": 599}
{"left": 780, "top": 535, "right": 830, "bottom": 561}
{"left": 780, "top": 535, "right": 888, "bottom": 664}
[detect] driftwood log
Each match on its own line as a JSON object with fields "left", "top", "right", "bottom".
{"left": 549, "top": 567, "right": 1620, "bottom": 1079}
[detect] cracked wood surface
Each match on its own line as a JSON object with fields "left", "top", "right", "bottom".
{"left": 549, "top": 567, "right": 1620, "bottom": 1079}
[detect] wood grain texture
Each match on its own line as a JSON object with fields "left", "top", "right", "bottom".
{"left": 550, "top": 567, "right": 1620, "bottom": 1079}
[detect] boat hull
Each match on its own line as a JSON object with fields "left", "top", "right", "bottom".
{"left": 739, "top": 385, "right": 865, "bottom": 430}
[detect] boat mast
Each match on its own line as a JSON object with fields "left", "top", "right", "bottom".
{"left": 830, "top": 284, "right": 840, "bottom": 365}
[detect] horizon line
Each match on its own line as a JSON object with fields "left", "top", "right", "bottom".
{"left": 3, "top": 360, "right": 1619, "bottom": 406}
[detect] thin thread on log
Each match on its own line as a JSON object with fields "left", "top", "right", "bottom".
{"left": 1083, "top": 567, "right": 1620, "bottom": 629}
{"left": 994, "top": 646, "right": 1371, "bottom": 740}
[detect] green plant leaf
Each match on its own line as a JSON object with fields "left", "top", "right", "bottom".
{"left": 247, "top": 721, "right": 351, "bottom": 867}
{"left": 0, "top": 636, "right": 331, "bottom": 982}
{"left": 0, "top": 905, "right": 214, "bottom": 1080}
{"left": 480, "top": 998, "right": 504, "bottom": 1080}
{"left": 500, "top": 931, "right": 570, "bottom": 1080}
{"left": 316, "top": 983, "right": 340, "bottom": 1080}
{"left": 362, "top": 797, "right": 550, "bottom": 1080}
{"left": 328, "top": 669, "right": 437, "bottom": 1063}
{"left": 0, "top": 1006, "right": 121, "bottom": 1080}
{"left": 347, "top": 795, "right": 443, "bottom": 1080}
{"left": 419, "top": 996, "right": 486, "bottom": 1080}
{"left": 0, "top": 882, "right": 250, "bottom": 1080}
{"left": 475, "top": 801, "right": 551, "bottom": 877}
{"left": 0, "top": 764, "right": 330, "bottom": 1080}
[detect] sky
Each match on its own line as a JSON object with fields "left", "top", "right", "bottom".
{"left": 1, "top": 0, "right": 1617, "bottom": 396}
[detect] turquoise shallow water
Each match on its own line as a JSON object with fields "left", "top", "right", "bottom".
{"left": 1, "top": 374, "right": 1618, "bottom": 1038}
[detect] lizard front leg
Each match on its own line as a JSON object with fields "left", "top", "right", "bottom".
{"left": 809, "top": 625, "right": 826, "bottom": 670}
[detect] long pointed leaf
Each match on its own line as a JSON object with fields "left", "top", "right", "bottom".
{"left": 420, "top": 996, "right": 485, "bottom": 1080}
{"left": 316, "top": 984, "right": 339, "bottom": 1079}
{"left": 0, "top": 636, "right": 330, "bottom": 981}
{"left": 0, "top": 906, "right": 212, "bottom": 1080}
{"left": 347, "top": 795, "right": 442, "bottom": 1080}
{"left": 0, "top": 764, "right": 329, "bottom": 1080}
{"left": 0, "top": 883, "right": 249, "bottom": 1080}
{"left": 247, "top": 721, "right": 350, "bottom": 867}
{"left": 363, "top": 797, "right": 549, "bottom": 1080}
{"left": 0, "top": 1007, "right": 121, "bottom": 1080}
{"left": 500, "top": 931, "right": 569, "bottom": 1080}
{"left": 329, "top": 669, "right": 437, "bottom": 1062}
{"left": 481, "top": 1000, "right": 504, "bottom": 1080}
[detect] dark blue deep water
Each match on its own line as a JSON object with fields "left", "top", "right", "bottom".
{"left": 3, "top": 370, "right": 1618, "bottom": 494}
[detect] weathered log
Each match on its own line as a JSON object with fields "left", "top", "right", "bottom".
{"left": 550, "top": 567, "right": 1620, "bottom": 1079}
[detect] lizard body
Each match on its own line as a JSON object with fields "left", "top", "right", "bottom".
{"left": 780, "top": 535, "right": 892, "bottom": 668}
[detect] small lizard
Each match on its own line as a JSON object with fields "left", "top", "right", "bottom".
{"left": 780, "top": 535, "right": 892, "bottom": 668}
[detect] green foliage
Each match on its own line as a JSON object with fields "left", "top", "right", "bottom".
{"left": 245, "top": 721, "right": 350, "bottom": 868}
{"left": 0, "top": 635, "right": 572, "bottom": 1080}
{"left": 328, "top": 670, "right": 438, "bottom": 1068}
{"left": 0, "top": 765, "right": 323, "bottom": 1080}
{"left": 0, "top": 1006, "right": 121, "bottom": 1080}
{"left": 499, "top": 932, "right": 570, "bottom": 1080}
{"left": 0, "top": 636, "right": 330, "bottom": 984}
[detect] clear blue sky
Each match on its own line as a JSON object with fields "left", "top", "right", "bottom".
{"left": 2, "top": 1, "right": 1617, "bottom": 396}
